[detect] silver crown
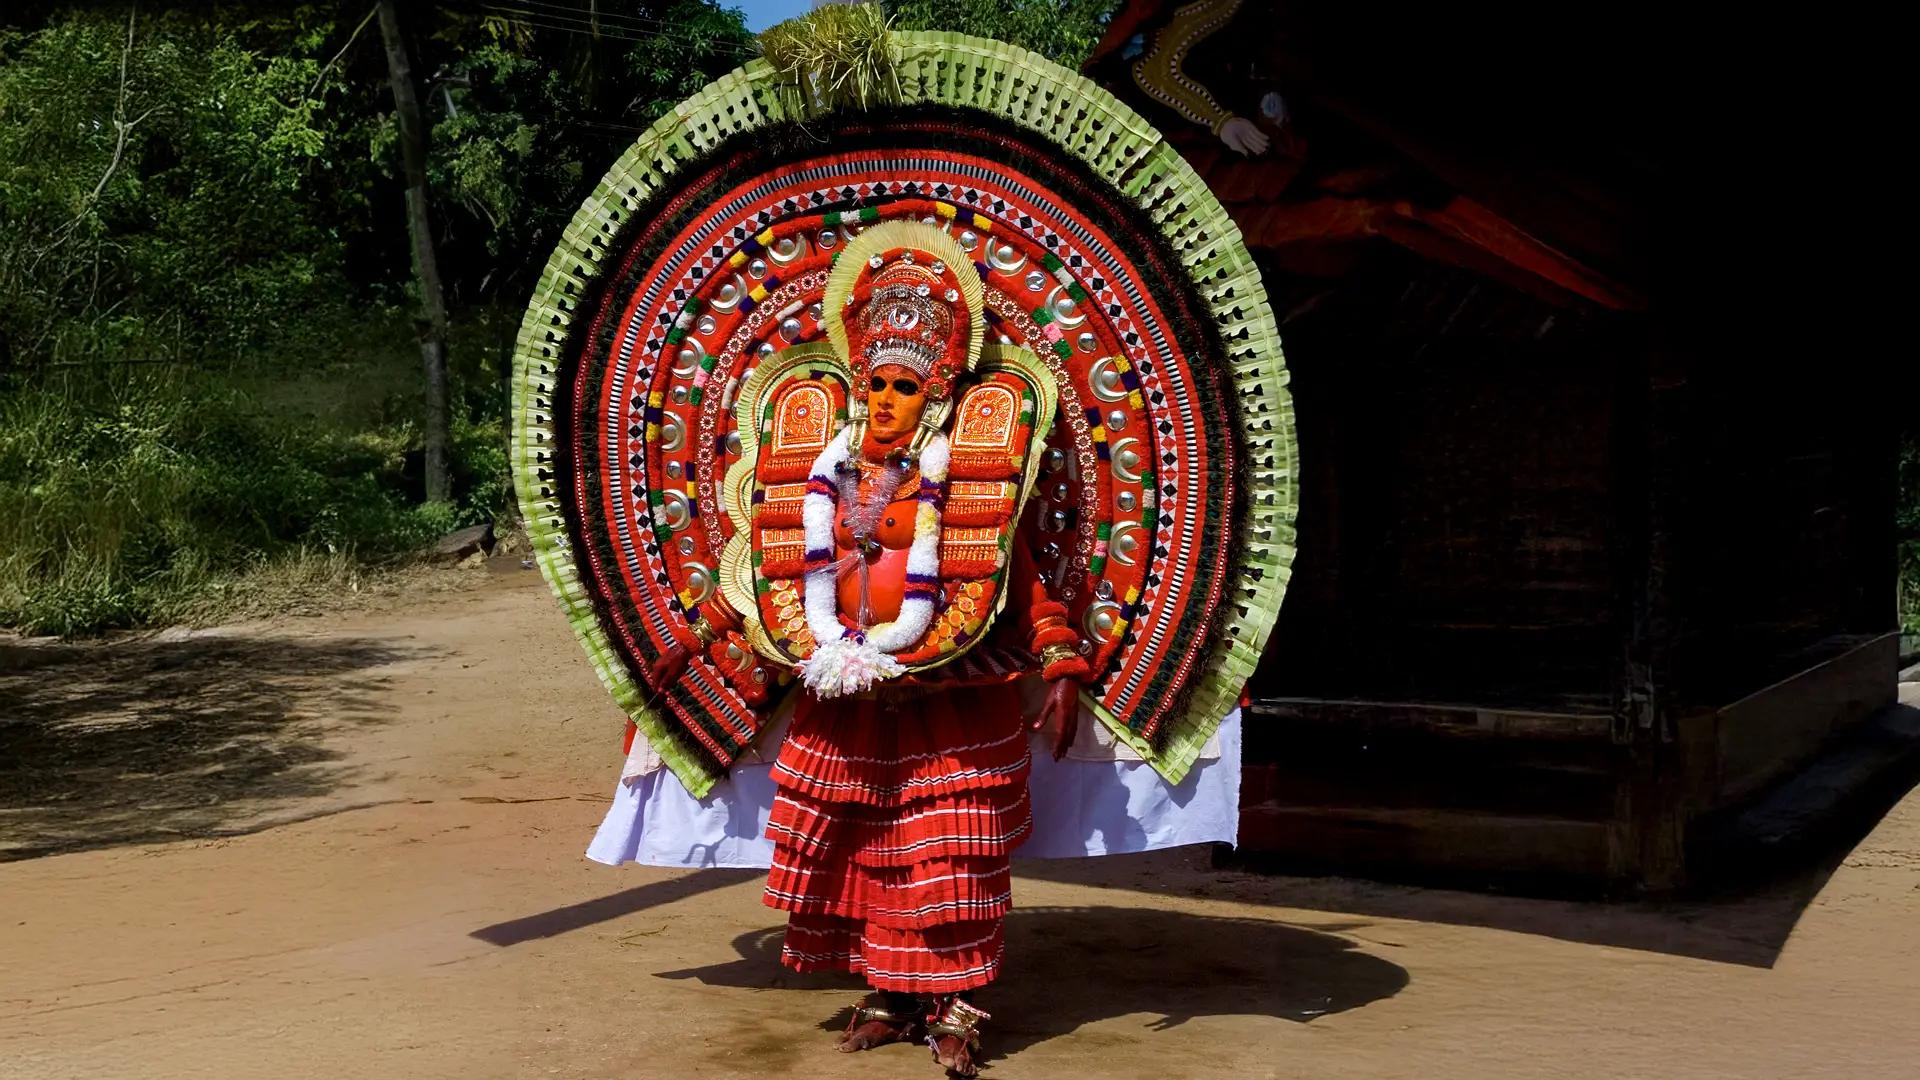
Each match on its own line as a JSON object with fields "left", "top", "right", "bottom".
{"left": 863, "top": 337, "right": 938, "bottom": 379}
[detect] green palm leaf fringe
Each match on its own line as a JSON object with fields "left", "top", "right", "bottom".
{"left": 758, "top": 4, "right": 900, "bottom": 113}
{"left": 511, "top": 22, "right": 1297, "bottom": 796}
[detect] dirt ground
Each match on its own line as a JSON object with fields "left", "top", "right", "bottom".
{"left": 3, "top": 564, "right": 1918, "bottom": 1080}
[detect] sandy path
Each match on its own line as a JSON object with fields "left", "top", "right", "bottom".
{"left": 3, "top": 567, "right": 1917, "bottom": 1079}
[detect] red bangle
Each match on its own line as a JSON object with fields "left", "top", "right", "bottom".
{"left": 1030, "top": 599, "right": 1071, "bottom": 623}
{"left": 1032, "top": 624, "right": 1080, "bottom": 650}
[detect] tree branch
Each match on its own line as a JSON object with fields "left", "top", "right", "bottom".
{"left": 307, "top": 5, "right": 379, "bottom": 101}
{"left": 34, "top": 10, "right": 159, "bottom": 271}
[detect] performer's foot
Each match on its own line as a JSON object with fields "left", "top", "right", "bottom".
{"left": 926, "top": 996, "right": 987, "bottom": 1077}
{"left": 838, "top": 992, "right": 923, "bottom": 1052}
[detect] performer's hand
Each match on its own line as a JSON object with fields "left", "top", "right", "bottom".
{"left": 1032, "top": 678, "right": 1081, "bottom": 761}
{"left": 1219, "top": 116, "right": 1270, "bottom": 156}
{"left": 646, "top": 641, "right": 692, "bottom": 689}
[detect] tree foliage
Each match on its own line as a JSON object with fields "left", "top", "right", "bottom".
{"left": 0, "top": 2, "right": 757, "bottom": 371}
{"left": 0, "top": 2, "right": 755, "bottom": 634}
{"left": 417, "top": 1, "right": 756, "bottom": 303}
{"left": 0, "top": 9, "right": 357, "bottom": 367}
{"left": 885, "top": 0, "right": 1119, "bottom": 68}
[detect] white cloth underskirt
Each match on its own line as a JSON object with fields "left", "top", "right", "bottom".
{"left": 585, "top": 705, "right": 1241, "bottom": 869}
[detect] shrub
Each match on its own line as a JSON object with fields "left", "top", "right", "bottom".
{"left": 0, "top": 364, "right": 469, "bottom": 636}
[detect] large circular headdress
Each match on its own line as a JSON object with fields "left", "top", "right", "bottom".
{"left": 513, "top": 10, "right": 1298, "bottom": 797}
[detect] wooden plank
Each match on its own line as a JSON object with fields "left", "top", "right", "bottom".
{"left": 1707, "top": 632, "right": 1900, "bottom": 805}
{"left": 1247, "top": 697, "right": 1611, "bottom": 741}
{"left": 1691, "top": 690, "right": 1920, "bottom": 883}
{"left": 1237, "top": 804, "right": 1614, "bottom": 888}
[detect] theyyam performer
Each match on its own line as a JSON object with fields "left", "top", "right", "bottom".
{"left": 509, "top": 7, "right": 1296, "bottom": 1075}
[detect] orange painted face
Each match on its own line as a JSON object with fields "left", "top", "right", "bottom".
{"left": 866, "top": 362, "right": 927, "bottom": 444}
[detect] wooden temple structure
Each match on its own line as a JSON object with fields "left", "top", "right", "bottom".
{"left": 1090, "top": 1, "right": 1902, "bottom": 890}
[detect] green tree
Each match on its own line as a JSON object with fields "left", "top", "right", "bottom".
{"left": 0, "top": 3, "right": 758, "bottom": 370}
{"left": 0, "top": 8, "right": 361, "bottom": 369}
{"left": 0, "top": 3, "right": 763, "bottom": 634}
{"left": 885, "top": 0, "right": 1119, "bottom": 68}
{"left": 405, "top": 1, "right": 756, "bottom": 308}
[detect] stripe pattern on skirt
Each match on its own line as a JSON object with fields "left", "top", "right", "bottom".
{"left": 764, "top": 682, "right": 1030, "bottom": 993}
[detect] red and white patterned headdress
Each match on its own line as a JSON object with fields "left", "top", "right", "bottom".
{"left": 824, "top": 220, "right": 984, "bottom": 405}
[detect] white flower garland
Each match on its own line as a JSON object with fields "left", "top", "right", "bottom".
{"left": 799, "top": 428, "right": 852, "bottom": 650}
{"left": 796, "top": 426, "right": 949, "bottom": 698}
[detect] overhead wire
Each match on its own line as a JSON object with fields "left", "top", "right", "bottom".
{"left": 474, "top": 3, "right": 762, "bottom": 56}
{"left": 408, "top": 4, "right": 766, "bottom": 143}
{"left": 487, "top": 0, "right": 737, "bottom": 37}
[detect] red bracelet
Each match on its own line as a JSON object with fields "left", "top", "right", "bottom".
{"left": 1032, "top": 624, "right": 1080, "bottom": 650}
{"left": 1029, "top": 599, "right": 1071, "bottom": 624}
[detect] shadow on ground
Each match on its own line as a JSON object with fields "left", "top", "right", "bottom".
{"left": 0, "top": 632, "right": 417, "bottom": 861}
{"left": 1019, "top": 775, "right": 1920, "bottom": 970}
{"left": 469, "top": 698, "right": 1920, "bottom": 973}
{"left": 656, "top": 904, "right": 1408, "bottom": 1055}
{"left": 460, "top": 817, "right": 1887, "bottom": 974}
{"left": 469, "top": 869, "right": 764, "bottom": 947}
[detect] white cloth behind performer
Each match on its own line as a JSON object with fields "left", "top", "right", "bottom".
{"left": 585, "top": 701, "right": 1242, "bottom": 869}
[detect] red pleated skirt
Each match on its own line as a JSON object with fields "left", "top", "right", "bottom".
{"left": 764, "top": 682, "right": 1030, "bottom": 993}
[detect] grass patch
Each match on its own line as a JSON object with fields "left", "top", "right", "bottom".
{"left": 0, "top": 308, "right": 516, "bottom": 636}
